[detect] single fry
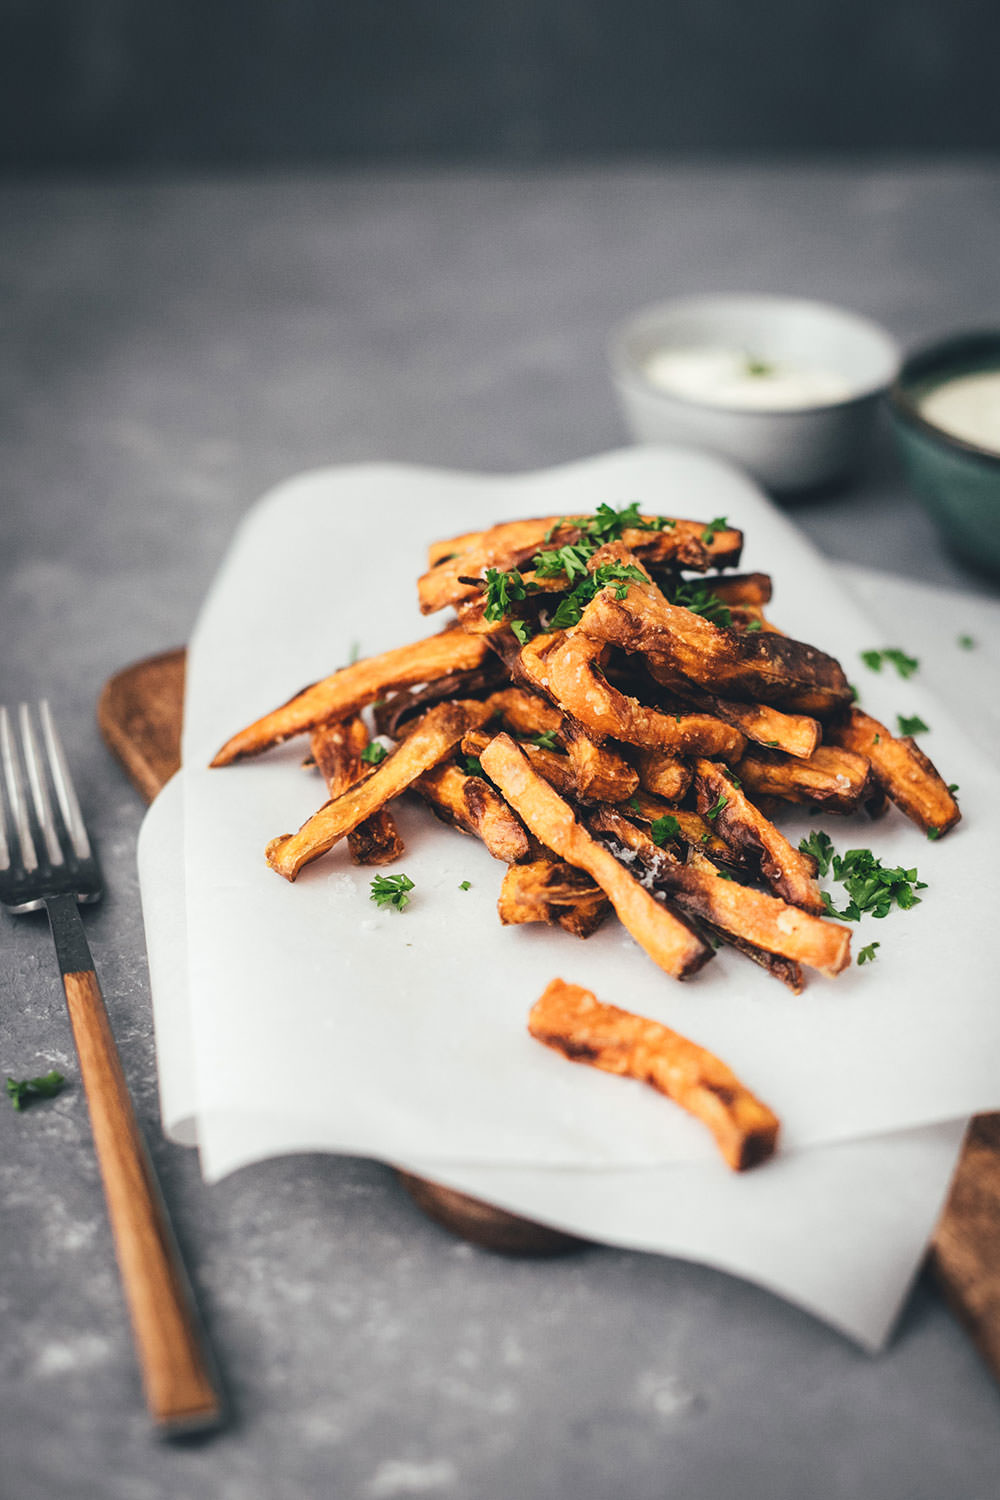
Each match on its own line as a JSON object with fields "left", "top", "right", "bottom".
{"left": 414, "top": 760, "right": 531, "bottom": 863}
{"left": 498, "top": 860, "right": 609, "bottom": 938}
{"left": 735, "top": 742, "right": 874, "bottom": 814}
{"left": 692, "top": 758, "right": 824, "bottom": 914}
{"left": 528, "top": 979, "right": 780, "bottom": 1171}
{"left": 700, "top": 696, "right": 821, "bottom": 759}
{"left": 479, "top": 734, "right": 712, "bottom": 980}
{"left": 267, "top": 701, "right": 492, "bottom": 880}
{"left": 827, "top": 707, "right": 961, "bottom": 837}
{"left": 310, "top": 718, "right": 404, "bottom": 866}
{"left": 634, "top": 748, "right": 694, "bottom": 802}
{"left": 211, "top": 629, "right": 489, "bottom": 767}
{"left": 562, "top": 720, "right": 640, "bottom": 802}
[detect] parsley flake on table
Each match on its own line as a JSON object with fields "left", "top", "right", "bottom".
{"left": 958, "top": 634, "right": 975, "bottom": 649}
{"left": 896, "top": 713, "right": 929, "bottom": 737}
{"left": 360, "top": 740, "right": 388, "bottom": 765}
{"left": 6, "top": 1070, "right": 66, "bottom": 1111}
{"left": 650, "top": 814, "right": 681, "bottom": 846}
{"left": 458, "top": 880, "right": 471, "bottom": 891}
{"left": 860, "top": 647, "right": 919, "bottom": 679}
{"left": 857, "top": 942, "right": 881, "bottom": 966}
{"left": 369, "top": 873, "right": 415, "bottom": 913}
{"left": 820, "top": 848, "right": 926, "bottom": 922}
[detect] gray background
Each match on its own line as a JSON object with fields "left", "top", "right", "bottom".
{"left": 4, "top": 0, "right": 1000, "bottom": 171}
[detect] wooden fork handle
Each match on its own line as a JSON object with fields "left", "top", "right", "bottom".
{"left": 49, "top": 898, "right": 224, "bottom": 1433}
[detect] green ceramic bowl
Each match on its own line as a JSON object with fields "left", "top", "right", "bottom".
{"left": 890, "top": 331, "right": 1000, "bottom": 577}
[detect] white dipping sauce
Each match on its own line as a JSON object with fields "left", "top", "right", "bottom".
{"left": 642, "top": 346, "right": 853, "bottom": 410}
{"left": 918, "top": 369, "right": 1000, "bottom": 455}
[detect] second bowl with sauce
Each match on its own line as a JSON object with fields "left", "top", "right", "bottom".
{"left": 889, "top": 331, "right": 1000, "bottom": 577}
{"left": 609, "top": 294, "right": 900, "bottom": 494}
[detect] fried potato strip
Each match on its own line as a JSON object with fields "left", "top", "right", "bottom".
{"left": 528, "top": 979, "right": 780, "bottom": 1170}
{"left": 309, "top": 718, "right": 404, "bottom": 866}
{"left": 413, "top": 760, "right": 531, "bottom": 863}
{"left": 267, "top": 701, "right": 492, "bottom": 880}
{"left": 211, "top": 630, "right": 489, "bottom": 767}
{"left": 498, "top": 861, "right": 610, "bottom": 938}
{"left": 827, "top": 707, "right": 961, "bottom": 837}
{"left": 479, "top": 734, "right": 712, "bottom": 979}
{"left": 735, "top": 743, "right": 873, "bottom": 814}
{"left": 692, "top": 759, "right": 824, "bottom": 914}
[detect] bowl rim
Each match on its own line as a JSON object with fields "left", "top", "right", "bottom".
{"left": 889, "top": 330, "right": 1000, "bottom": 470}
{"left": 608, "top": 292, "right": 901, "bottom": 418}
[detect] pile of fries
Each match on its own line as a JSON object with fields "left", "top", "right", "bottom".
{"left": 210, "top": 502, "right": 962, "bottom": 1168}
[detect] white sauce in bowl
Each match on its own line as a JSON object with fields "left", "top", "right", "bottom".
{"left": 918, "top": 369, "right": 1000, "bottom": 455}
{"left": 642, "top": 346, "right": 853, "bottom": 410}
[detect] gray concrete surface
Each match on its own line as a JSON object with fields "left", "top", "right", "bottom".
{"left": 1, "top": 163, "right": 999, "bottom": 1500}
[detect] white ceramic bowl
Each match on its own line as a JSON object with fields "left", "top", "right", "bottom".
{"left": 609, "top": 294, "right": 901, "bottom": 493}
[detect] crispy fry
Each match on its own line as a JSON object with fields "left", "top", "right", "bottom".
{"left": 427, "top": 529, "right": 485, "bottom": 567}
{"left": 498, "top": 861, "right": 609, "bottom": 938}
{"left": 418, "top": 515, "right": 744, "bottom": 614}
{"left": 309, "top": 718, "right": 404, "bottom": 866}
{"left": 211, "top": 629, "right": 489, "bottom": 767}
{"left": 267, "top": 701, "right": 492, "bottom": 880}
{"left": 587, "top": 807, "right": 851, "bottom": 977}
{"left": 528, "top": 979, "right": 780, "bottom": 1170}
{"left": 704, "top": 572, "right": 773, "bottom": 607}
{"left": 698, "top": 696, "right": 821, "bottom": 759}
{"left": 692, "top": 759, "right": 824, "bottom": 913}
{"left": 479, "top": 734, "right": 712, "bottom": 979}
{"left": 634, "top": 748, "right": 694, "bottom": 802}
{"left": 827, "top": 707, "right": 961, "bottom": 837}
{"left": 484, "top": 686, "right": 563, "bottom": 738}
{"left": 561, "top": 720, "right": 640, "bottom": 802}
{"left": 372, "top": 661, "right": 506, "bottom": 739}
{"left": 735, "top": 743, "right": 874, "bottom": 814}
{"left": 577, "top": 572, "right": 852, "bottom": 716}
{"left": 413, "top": 760, "right": 531, "bottom": 863}
{"left": 535, "top": 628, "right": 746, "bottom": 759}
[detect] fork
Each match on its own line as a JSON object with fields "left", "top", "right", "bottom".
{"left": 0, "top": 701, "right": 223, "bottom": 1435}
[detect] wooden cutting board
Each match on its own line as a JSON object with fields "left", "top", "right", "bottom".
{"left": 98, "top": 650, "right": 1000, "bottom": 1367}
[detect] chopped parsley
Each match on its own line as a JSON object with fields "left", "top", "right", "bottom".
{"left": 745, "top": 357, "right": 775, "bottom": 378}
{"left": 744, "top": 618, "right": 763, "bottom": 632}
{"left": 723, "top": 769, "right": 742, "bottom": 788}
{"left": 547, "top": 562, "right": 648, "bottom": 630}
{"left": 650, "top": 814, "right": 681, "bottom": 846}
{"left": 716, "top": 870, "right": 736, "bottom": 881}
{"left": 462, "top": 755, "right": 485, "bottom": 777}
{"left": 857, "top": 942, "right": 881, "bottom": 966}
{"left": 360, "top": 740, "right": 388, "bottom": 765}
{"left": 896, "top": 713, "right": 929, "bottom": 737}
{"left": 530, "top": 730, "right": 559, "bottom": 750}
{"left": 927, "top": 827, "right": 941, "bottom": 841}
{"left": 764, "top": 739, "right": 779, "bottom": 747}
{"left": 348, "top": 640, "right": 361, "bottom": 665}
{"left": 948, "top": 783, "right": 959, "bottom": 795}
{"left": 958, "top": 634, "right": 975, "bottom": 649}
{"left": 6, "top": 1070, "right": 65, "bottom": 1111}
{"left": 483, "top": 567, "right": 527, "bottom": 622}
{"left": 664, "top": 578, "right": 733, "bottom": 628}
{"left": 369, "top": 873, "right": 415, "bottom": 913}
{"left": 705, "top": 793, "right": 728, "bottom": 822}
{"left": 700, "top": 516, "right": 729, "bottom": 545}
{"left": 819, "top": 847, "right": 927, "bottom": 922}
{"left": 798, "top": 829, "right": 836, "bottom": 877}
{"left": 626, "top": 793, "right": 641, "bottom": 812}
{"left": 509, "top": 619, "right": 532, "bottom": 645}
{"left": 458, "top": 880, "right": 471, "bottom": 891}
{"left": 860, "top": 647, "right": 919, "bottom": 679}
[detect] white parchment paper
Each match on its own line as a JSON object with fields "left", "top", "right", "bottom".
{"left": 177, "top": 450, "right": 1000, "bottom": 1171}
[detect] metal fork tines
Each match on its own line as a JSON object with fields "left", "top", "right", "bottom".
{"left": 0, "top": 699, "right": 223, "bottom": 1434}
{"left": 0, "top": 700, "right": 100, "bottom": 915}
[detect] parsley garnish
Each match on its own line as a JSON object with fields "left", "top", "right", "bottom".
{"left": 705, "top": 794, "right": 728, "bottom": 822}
{"left": 700, "top": 516, "right": 729, "bottom": 545}
{"left": 548, "top": 562, "right": 647, "bottom": 630}
{"left": 360, "top": 740, "right": 388, "bottom": 765}
{"left": 860, "top": 648, "right": 919, "bottom": 679}
{"left": 897, "top": 713, "right": 929, "bottom": 737}
{"left": 798, "top": 829, "right": 836, "bottom": 877}
{"left": 723, "top": 769, "right": 742, "bottom": 788}
{"left": 510, "top": 619, "right": 532, "bottom": 645}
{"left": 483, "top": 567, "right": 527, "bottom": 622}
{"left": 530, "top": 730, "right": 559, "bottom": 750}
{"left": 716, "top": 870, "right": 736, "bottom": 881}
{"left": 650, "top": 815, "right": 681, "bottom": 846}
{"left": 6, "top": 1070, "right": 65, "bottom": 1111}
{"left": 857, "top": 942, "right": 880, "bottom": 966}
{"left": 820, "top": 848, "right": 927, "bottom": 922}
{"left": 765, "top": 739, "right": 779, "bottom": 747}
{"left": 927, "top": 827, "right": 941, "bottom": 841}
{"left": 664, "top": 578, "right": 733, "bottom": 628}
{"left": 958, "top": 634, "right": 975, "bottom": 649}
{"left": 745, "top": 357, "right": 774, "bottom": 378}
{"left": 369, "top": 873, "right": 415, "bottom": 912}
{"left": 744, "top": 618, "right": 762, "bottom": 632}
{"left": 948, "top": 783, "right": 959, "bottom": 795}
{"left": 848, "top": 683, "right": 859, "bottom": 703}
{"left": 626, "top": 794, "right": 641, "bottom": 812}
{"left": 459, "top": 880, "right": 471, "bottom": 891}
{"left": 462, "top": 755, "right": 485, "bottom": 777}
{"left": 349, "top": 640, "right": 361, "bottom": 665}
